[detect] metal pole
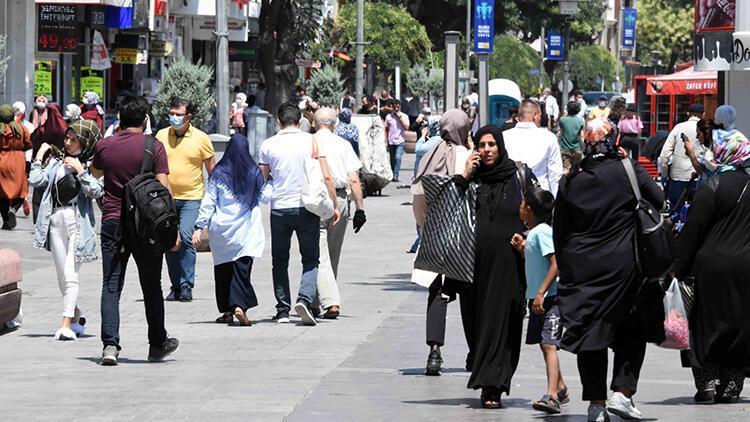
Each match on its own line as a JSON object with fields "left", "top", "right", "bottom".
{"left": 477, "top": 53, "right": 489, "bottom": 127}
{"left": 355, "top": 0, "right": 364, "bottom": 108}
{"left": 444, "top": 31, "right": 460, "bottom": 111}
{"left": 465, "top": 0, "right": 471, "bottom": 75}
{"left": 394, "top": 61, "right": 401, "bottom": 100}
{"left": 615, "top": 5, "right": 623, "bottom": 91}
{"left": 216, "top": 0, "right": 229, "bottom": 136}
{"left": 540, "top": 26, "right": 545, "bottom": 92}
{"left": 562, "top": 19, "right": 571, "bottom": 107}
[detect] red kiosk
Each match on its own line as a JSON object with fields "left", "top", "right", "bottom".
{"left": 634, "top": 65, "right": 718, "bottom": 137}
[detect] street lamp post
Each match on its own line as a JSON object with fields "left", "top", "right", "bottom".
{"left": 216, "top": 0, "right": 229, "bottom": 136}
{"left": 558, "top": 0, "right": 582, "bottom": 107}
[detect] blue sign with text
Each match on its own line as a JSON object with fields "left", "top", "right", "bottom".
{"left": 546, "top": 31, "right": 564, "bottom": 61}
{"left": 622, "top": 7, "right": 637, "bottom": 49}
{"left": 473, "top": 0, "right": 494, "bottom": 53}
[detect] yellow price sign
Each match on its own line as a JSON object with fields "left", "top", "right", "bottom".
{"left": 34, "top": 71, "right": 53, "bottom": 98}
{"left": 113, "top": 48, "right": 138, "bottom": 64}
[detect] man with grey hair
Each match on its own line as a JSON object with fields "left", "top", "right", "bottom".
{"left": 540, "top": 87, "right": 559, "bottom": 130}
{"left": 311, "top": 107, "right": 367, "bottom": 319}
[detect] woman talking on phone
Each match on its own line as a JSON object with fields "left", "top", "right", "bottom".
{"left": 456, "top": 125, "right": 536, "bottom": 409}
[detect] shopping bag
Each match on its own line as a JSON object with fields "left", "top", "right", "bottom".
{"left": 413, "top": 174, "right": 476, "bottom": 283}
{"left": 302, "top": 136, "right": 334, "bottom": 219}
{"left": 658, "top": 278, "right": 690, "bottom": 350}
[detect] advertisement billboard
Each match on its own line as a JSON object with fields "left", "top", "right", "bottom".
{"left": 695, "top": 0, "right": 736, "bottom": 32}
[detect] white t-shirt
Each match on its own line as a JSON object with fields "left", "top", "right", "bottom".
{"left": 259, "top": 127, "right": 324, "bottom": 210}
{"left": 503, "top": 122, "right": 564, "bottom": 196}
{"left": 315, "top": 128, "right": 361, "bottom": 189}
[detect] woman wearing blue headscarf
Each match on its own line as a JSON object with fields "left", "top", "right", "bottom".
{"left": 334, "top": 108, "right": 360, "bottom": 156}
{"left": 192, "top": 134, "right": 268, "bottom": 326}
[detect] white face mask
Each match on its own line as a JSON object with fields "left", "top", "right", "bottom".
{"left": 599, "top": 101, "right": 607, "bottom": 108}
{"left": 36, "top": 102, "right": 47, "bottom": 110}
{"left": 169, "top": 114, "right": 185, "bottom": 130}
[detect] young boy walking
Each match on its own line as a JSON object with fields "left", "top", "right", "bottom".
{"left": 512, "top": 187, "right": 568, "bottom": 414}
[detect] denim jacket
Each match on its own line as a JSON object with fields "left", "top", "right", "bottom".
{"left": 29, "top": 159, "right": 103, "bottom": 262}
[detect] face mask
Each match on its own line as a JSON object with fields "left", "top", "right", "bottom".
{"left": 169, "top": 115, "right": 185, "bottom": 129}
{"left": 599, "top": 102, "right": 607, "bottom": 108}
{"left": 36, "top": 102, "right": 47, "bottom": 110}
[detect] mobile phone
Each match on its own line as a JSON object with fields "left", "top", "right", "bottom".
{"left": 680, "top": 133, "right": 689, "bottom": 142}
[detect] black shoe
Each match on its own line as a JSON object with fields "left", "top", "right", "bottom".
{"left": 179, "top": 287, "right": 192, "bottom": 302}
{"left": 425, "top": 347, "right": 442, "bottom": 376}
{"left": 148, "top": 337, "right": 179, "bottom": 362}
{"left": 694, "top": 389, "right": 715, "bottom": 404}
{"left": 165, "top": 289, "right": 180, "bottom": 301}
{"left": 322, "top": 308, "right": 340, "bottom": 319}
{"left": 272, "top": 311, "right": 290, "bottom": 323}
{"left": 6, "top": 209, "right": 16, "bottom": 229}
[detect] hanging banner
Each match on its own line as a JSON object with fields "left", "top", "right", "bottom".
{"left": 91, "top": 30, "right": 111, "bottom": 71}
{"left": 473, "top": 0, "right": 494, "bottom": 54}
{"left": 695, "top": 0, "right": 736, "bottom": 33}
{"left": 546, "top": 31, "right": 563, "bottom": 61}
{"left": 621, "top": 7, "right": 637, "bottom": 49}
{"left": 694, "top": 32, "right": 733, "bottom": 71}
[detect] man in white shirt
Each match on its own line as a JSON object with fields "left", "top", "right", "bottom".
{"left": 573, "top": 90, "right": 588, "bottom": 120}
{"left": 310, "top": 108, "right": 367, "bottom": 319}
{"left": 541, "top": 88, "right": 559, "bottom": 130}
{"left": 659, "top": 103, "right": 705, "bottom": 212}
{"left": 258, "top": 102, "right": 339, "bottom": 326}
{"left": 503, "top": 99, "right": 564, "bottom": 196}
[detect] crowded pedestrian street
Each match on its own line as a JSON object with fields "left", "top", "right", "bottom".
{"left": 0, "top": 154, "right": 746, "bottom": 421}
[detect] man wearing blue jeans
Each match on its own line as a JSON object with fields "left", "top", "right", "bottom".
{"left": 156, "top": 97, "right": 216, "bottom": 302}
{"left": 259, "top": 102, "right": 339, "bottom": 325}
{"left": 385, "top": 100, "right": 409, "bottom": 182}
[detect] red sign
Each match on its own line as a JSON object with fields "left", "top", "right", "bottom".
{"left": 37, "top": 4, "right": 79, "bottom": 54}
{"left": 647, "top": 79, "right": 718, "bottom": 96}
{"left": 154, "top": 0, "right": 167, "bottom": 16}
{"left": 695, "top": 0, "right": 736, "bottom": 33}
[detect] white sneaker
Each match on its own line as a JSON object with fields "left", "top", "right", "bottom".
{"left": 54, "top": 327, "right": 77, "bottom": 341}
{"left": 294, "top": 302, "right": 317, "bottom": 326}
{"left": 607, "top": 392, "right": 642, "bottom": 420}
{"left": 587, "top": 403, "right": 610, "bottom": 422}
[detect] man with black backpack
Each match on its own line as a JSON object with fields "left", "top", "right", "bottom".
{"left": 90, "top": 96, "right": 180, "bottom": 366}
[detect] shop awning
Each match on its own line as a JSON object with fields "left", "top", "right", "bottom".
{"left": 646, "top": 66, "right": 718, "bottom": 96}
{"left": 34, "top": 1, "right": 133, "bottom": 5}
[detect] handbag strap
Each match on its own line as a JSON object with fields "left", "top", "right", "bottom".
{"left": 621, "top": 158, "right": 642, "bottom": 203}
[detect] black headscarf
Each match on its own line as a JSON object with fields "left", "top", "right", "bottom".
{"left": 471, "top": 125, "right": 517, "bottom": 184}
{"left": 471, "top": 125, "right": 519, "bottom": 220}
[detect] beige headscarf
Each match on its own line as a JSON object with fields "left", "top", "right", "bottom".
{"left": 411, "top": 109, "right": 471, "bottom": 226}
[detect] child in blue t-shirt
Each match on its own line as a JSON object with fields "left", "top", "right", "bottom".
{"left": 511, "top": 187, "right": 568, "bottom": 415}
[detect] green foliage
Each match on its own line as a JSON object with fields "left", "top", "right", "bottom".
{"left": 636, "top": 0, "right": 694, "bottom": 68}
{"left": 333, "top": 2, "right": 432, "bottom": 72}
{"left": 307, "top": 66, "right": 345, "bottom": 108}
{"left": 154, "top": 55, "right": 214, "bottom": 128}
{"left": 562, "top": 45, "right": 617, "bottom": 91}
{"left": 0, "top": 35, "right": 9, "bottom": 82}
{"left": 406, "top": 64, "right": 431, "bottom": 99}
{"left": 427, "top": 71, "right": 444, "bottom": 99}
{"left": 488, "top": 36, "right": 547, "bottom": 97}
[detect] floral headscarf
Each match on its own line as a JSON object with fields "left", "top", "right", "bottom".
{"left": 581, "top": 118, "right": 619, "bottom": 160}
{"left": 712, "top": 128, "right": 750, "bottom": 173}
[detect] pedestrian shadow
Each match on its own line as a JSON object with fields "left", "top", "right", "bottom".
{"left": 402, "top": 397, "right": 530, "bottom": 409}
{"left": 76, "top": 356, "right": 155, "bottom": 365}
{"left": 0, "top": 327, "right": 19, "bottom": 336}
{"left": 400, "top": 367, "right": 467, "bottom": 375}
{"left": 20, "top": 333, "right": 96, "bottom": 339}
{"left": 644, "top": 396, "right": 750, "bottom": 405}
{"left": 531, "top": 415, "right": 588, "bottom": 421}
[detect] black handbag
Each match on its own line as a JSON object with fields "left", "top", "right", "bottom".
{"left": 622, "top": 159, "right": 677, "bottom": 279}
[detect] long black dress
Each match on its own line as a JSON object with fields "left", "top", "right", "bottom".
{"left": 458, "top": 171, "right": 533, "bottom": 393}
{"left": 672, "top": 170, "right": 750, "bottom": 369}
{"left": 553, "top": 157, "right": 663, "bottom": 353}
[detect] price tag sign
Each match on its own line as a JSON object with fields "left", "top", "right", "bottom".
{"left": 37, "top": 4, "right": 79, "bottom": 54}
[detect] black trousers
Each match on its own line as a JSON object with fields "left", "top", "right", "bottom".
{"left": 576, "top": 324, "right": 647, "bottom": 401}
{"left": 621, "top": 134, "right": 641, "bottom": 161}
{"left": 0, "top": 198, "right": 22, "bottom": 224}
{"left": 426, "top": 276, "right": 474, "bottom": 359}
{"left": 214, "top": 256, "right": 258, "bottom": 313}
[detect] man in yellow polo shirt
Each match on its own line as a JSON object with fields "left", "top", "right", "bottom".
{"left": 156, "top": 97, "right": 216, "bottom": 302}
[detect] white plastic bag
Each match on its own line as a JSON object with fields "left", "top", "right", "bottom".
{"left": 659, "top": 278, "right": 690, "bottom": 350}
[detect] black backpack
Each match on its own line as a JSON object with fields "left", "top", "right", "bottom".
{"left": 120, "top": 136, "right": 179, "bottom": 254}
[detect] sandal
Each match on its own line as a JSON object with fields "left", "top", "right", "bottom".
{"left": 215, "top": 312, "right": 233, "bottom": 324}
{"left": 532, "top": 395, "right": 561, "bottom": 414}
{"left": 481, "top": 388, "right": 502, "bottom": 409}
{"left": 557, "top": 387, "right": 570, "bottom": 404}
{"left": 234, "top": 307, "right": 252, "bottom": 326}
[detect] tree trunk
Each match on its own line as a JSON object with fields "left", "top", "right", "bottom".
{"left": 258, "top": 0, "right": 300, "bottom": 117}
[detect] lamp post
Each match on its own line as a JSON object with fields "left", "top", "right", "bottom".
{"left": 558, "top": 0, "right": 583, "bottom": 107}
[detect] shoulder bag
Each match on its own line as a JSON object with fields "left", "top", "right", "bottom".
{"left": 302, "top": 135, "right": 334, "bottom": 219}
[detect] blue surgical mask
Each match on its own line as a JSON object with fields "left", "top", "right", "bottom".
{"left": 169, "top": 114, "right": 185, "bottom": 129}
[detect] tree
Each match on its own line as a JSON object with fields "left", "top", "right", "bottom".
{"left": 258, "top": 0, "right": 323, "bottom": 116}
{"left": 332, "top": 2, "right": 432, "bottom": 80}
{"left": 154, "top": 55, "right": 214, "bottom": 128}
{"left": 488, "top": 36, "right": 548, "bottom": 97}
{"left": 561, "top": 45, "right": 617, "bottom": 91}
{"left": 406, "top": 64, "right": 431, "bottom": 100}
{"left": 636, "top": 0, "right": 694, "bottom": 69}
{"left": 0, "top": 35, "right": 10, "bottom": 84}
{"left": 307, "top": 66, "right": 345, "bottom": 108}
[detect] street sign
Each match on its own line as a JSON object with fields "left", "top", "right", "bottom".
{"left": 473, "top": 0, "right": 494, "bottom": 54}
{"left": 558, "top": 79, "right": 573, "bottom": 94}
{"left": 622, "top": 7, "right": 637, "bottom": 50}
{"left": 149, "top": 40, "right": 174, "bottom": 57}
{"left": 559, "top": 0, "right": 578, "bottom": 15}
{"left": 37, "top": 4, "right": 79, "bottom": 54}
{"left": 546, "top": 31, "right": 564, "bottom": 61}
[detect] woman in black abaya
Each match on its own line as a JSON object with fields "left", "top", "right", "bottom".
{"left": 456, "top": 125, "right": 535, "bottom": 408}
